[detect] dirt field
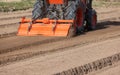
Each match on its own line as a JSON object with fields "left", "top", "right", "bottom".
{"left": 0, "top": 6, "right": 120, "bottom": 75}
{"left": 0, "top": 36, "right": 120, "bottom": 75}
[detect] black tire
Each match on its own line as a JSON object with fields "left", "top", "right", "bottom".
{"left": 75, "top": 7, "right": 85, "bottom": 34}
{"left": 86, "top": 9, "right": 97, "bottom": 30}
{"left": 32, "top": 0, "right": 44, "bottom": 20}
{"left": 64, "top": 1, "right": 77, "bottom": 37}
{"left": 64, "top": 1, "right": 85, "bottom": 37}
{"left": 64, "top": 1, "right": 77, "bottom": 20}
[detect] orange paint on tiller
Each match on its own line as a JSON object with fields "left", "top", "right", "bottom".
{"left": 17, "top": 17, "right": 73, "bottom": 36}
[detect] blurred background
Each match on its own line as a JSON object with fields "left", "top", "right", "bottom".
{"left": 0, "top": 0, "right": 119, "bottom": 12}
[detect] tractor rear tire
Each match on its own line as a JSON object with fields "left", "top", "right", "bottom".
{"left": 75, "top": 7, "right": 85, "bottom": 34}
{"left": 32, "top": 0, "right": 44, "bottom": 20}
{"left": 64, "top": 1, "right": 77, "bottom": 37}
{"left": 64, "top": 1, "right": 76, "bottom": 20}
{"left": 86, "top": 9, "right": 97, "bottom": 30}
{"left": 64, "top": 1, "right": 85, "bottom": 37}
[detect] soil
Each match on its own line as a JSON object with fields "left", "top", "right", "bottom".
{"left": 0, "top": 36, "right": 120, "bottom": 75}
{"left": 0, "top": 7, "right": 120, "bottom": 75}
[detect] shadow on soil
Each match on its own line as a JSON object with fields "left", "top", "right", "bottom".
{"left": 96, "top": 21, "right": 120, "bottom": 30}
{"left": 77, "top": 20, "right": 120, "bottom": 36}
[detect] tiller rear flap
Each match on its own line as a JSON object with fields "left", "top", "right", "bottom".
{"left": 17, "top": 17, "right": 73, "bottom": 36}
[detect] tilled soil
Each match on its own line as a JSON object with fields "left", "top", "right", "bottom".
{"left": 0, "top": 7, "right": 120, "bottom": 75}
{"left": 0, "top": 35, "right": 120, "bottom": 75}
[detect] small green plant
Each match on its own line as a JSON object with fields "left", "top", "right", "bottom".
{"left": 0, "top": 0, "right": 35, "bottom": 12}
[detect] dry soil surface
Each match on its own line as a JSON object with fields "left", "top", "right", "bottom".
{"left": 0, "top": 7, "right": 120, "bottom": 75}
{"left": 0, "top": 36, "right": 120, "bottom": 75}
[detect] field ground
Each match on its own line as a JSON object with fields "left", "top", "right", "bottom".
{"left": 0, "top": 1, "right": 120, "bottom": 75}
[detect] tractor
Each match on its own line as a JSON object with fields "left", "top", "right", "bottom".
{"left": 18, "top": 0, "right": 97, "bottom": 37}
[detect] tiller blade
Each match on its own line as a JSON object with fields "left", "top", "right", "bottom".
{"left": 17, "top": 17, "right": 73, "bottom": 36}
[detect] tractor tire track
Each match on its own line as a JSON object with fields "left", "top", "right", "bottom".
{"left": 55, "top": 53, "right": 120, "bottom": 75}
